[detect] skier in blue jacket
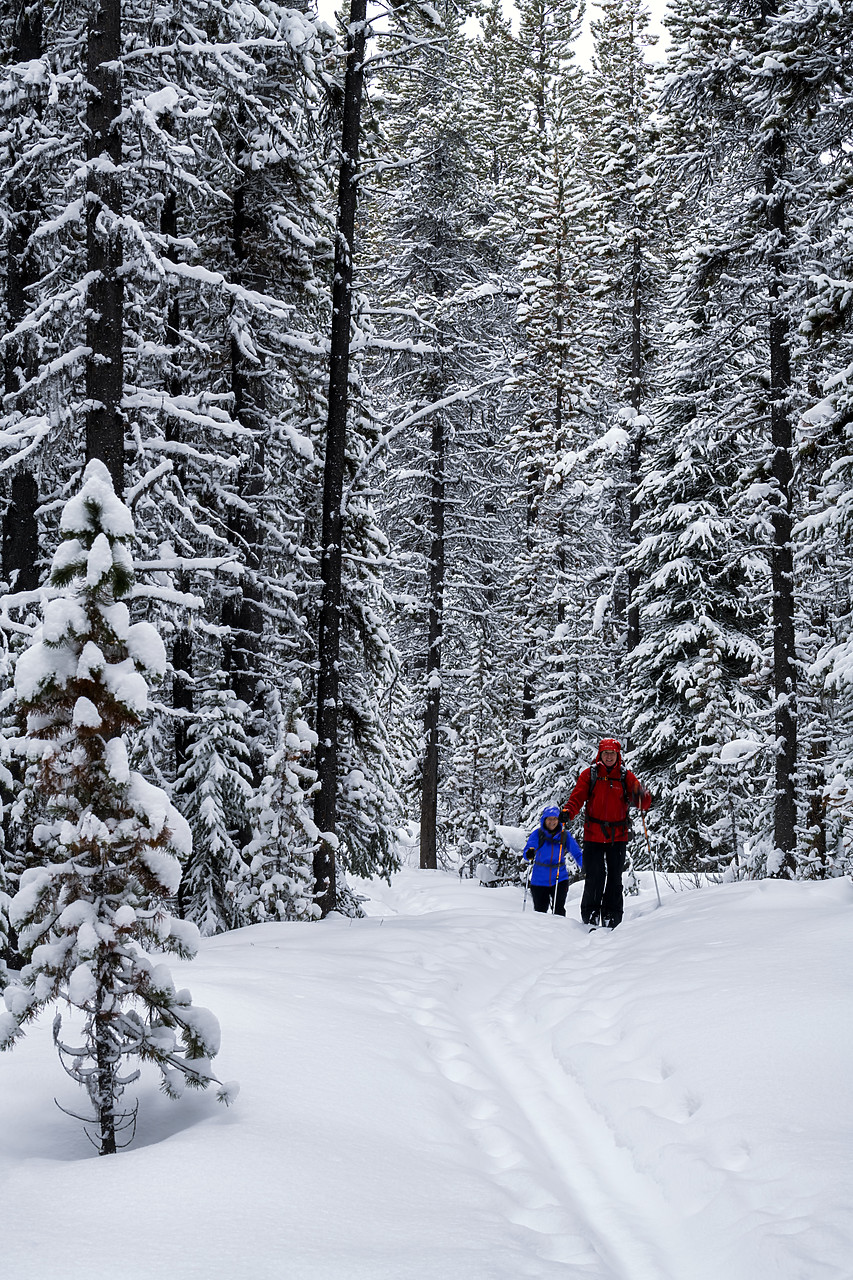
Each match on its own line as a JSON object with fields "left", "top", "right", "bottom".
{"left": 522, "top": 805, "right": 583, "bottom": 916}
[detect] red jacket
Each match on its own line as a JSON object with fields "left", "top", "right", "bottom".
{"left": 562, "top": 752, "right": 651, "bottom": 843}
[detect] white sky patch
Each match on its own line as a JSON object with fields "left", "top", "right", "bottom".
{"left": 315, "top": 0, "right": 671, "bottom": 65}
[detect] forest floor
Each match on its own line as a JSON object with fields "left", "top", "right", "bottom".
{"left": 1, "top": 863, "right": 851, "bottom": 1279}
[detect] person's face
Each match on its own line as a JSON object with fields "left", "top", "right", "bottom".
{"left": 601, "top": 748, "right": 618, "bottom": 767}
{"left": 544, "top": 815, "right": 559, "bottom": 831}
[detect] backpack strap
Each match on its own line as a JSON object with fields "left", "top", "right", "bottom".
{"left": 586, "top": 761, "right": 632, "bottom": 837}
{"left": 588, "top": 760, "right": 630, "bottom": 805}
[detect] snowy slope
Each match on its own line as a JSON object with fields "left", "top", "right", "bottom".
{"left": 0, "top": 870, "right": 850, "bottom": 1280}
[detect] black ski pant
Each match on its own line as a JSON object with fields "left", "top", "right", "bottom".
{"left": 530, "top": 881, "right": 568, "bottom": 916}
{"left": 581, "top": 840, "right": 627, "bottom": 926}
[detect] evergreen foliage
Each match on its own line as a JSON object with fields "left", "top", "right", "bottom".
{"left": 236, "top": 679, "right": 319, "bottom": 923}
{"left": 176, "top": 678, "right": 254, "bottom": 936}
{"left": 0, "top": 461, "right": 235, "bottom": 1154}
{"left": 1, "top": 0, "right": 852, "bottom": 1002}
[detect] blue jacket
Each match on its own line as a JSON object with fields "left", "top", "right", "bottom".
{"left": 523, "top": 807, "right": 583, "bottom": 886}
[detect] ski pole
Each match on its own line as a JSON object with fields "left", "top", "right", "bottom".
{"left": 641, "top": 811, "right": 662, "bottom": 908}
{"left": 522, "top": 859, "right": 531, "bottom": 912}
{"left": 552, "top": 824, "right": 566, "bottom": 914}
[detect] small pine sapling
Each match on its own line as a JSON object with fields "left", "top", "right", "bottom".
{"left": 176, "top": 678, "right": 254, "bottom": 935}
{"left": 0, "top": 461, "right": 237, "bottom": 1155}
{"left": 236, "top": 679, "right": 320, "bottom": 923}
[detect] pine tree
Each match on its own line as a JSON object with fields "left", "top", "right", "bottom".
{"left": 367, "top": 0, "right": 523, "bottom": 868}
{"left": 0, "top": 460, "right": 235, "bottom": 1154}
{"left": 176, "top": 679, "right": 254, "bottom": 935}
{"left": 312, "top": 0, "right": 370, "bottom": 911}
{"left": 236, "top": 679, "right": 319, "bottom": 923}
{"left": 504, "top": 0, "right": 615, "bottom": 814}
{"left": 580, "top": 0, "right": 661, "bottom": 654}
{"left": 641, "top": 0, "right": 837, "bottom": 871}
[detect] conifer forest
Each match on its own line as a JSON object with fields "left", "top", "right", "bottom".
{"left": 1, "top": 0, "right": 853, "bottom": 976}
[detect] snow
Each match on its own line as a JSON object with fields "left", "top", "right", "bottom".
{"left": 126, "top": 621, "right": 167, "bottom": 678}
{"left": 77, "top": 641, "right": 106, "bottom": 681}
{"left": 800, "top": 396, "right": 836, "bottom": 427}
{"left": 495, "top": 824, "right": 527, "bottom": 853}
{"left": 86, "top": 533, "right": 114, "bottom": 586}
{"left": 72, "top": 696, "right": 102, "bottom": 729}
{"left": 14, "top": 636, "right": 77, "bottom": 701}
{"left": 48, "top": 537, "right": 85, "bottom": 582}
{"left": 60, "top": 460, "right": 135, "bottom": 540}
{"left": 716, "top": 737, "right": 763, "bottom": 764}
{"left": 42, "top": 595, "right": 88, "bottom": 643}
{"left": 104, "top": 737, "right": 130, "bottom": 784}
{"left": 67, "top": 963, "right": 96, "bottom": 1006}
{"left": 0, "top": 868, "right": 850, "bottom": 1280}
{"left": 178, "top": 1005, "right": 222, "bottom": 1057}
{"left": 104, "top": 660, "right": 149, "bottom": 715}
{"left": 126, "top": 772, "right": 188, "bottom": 880}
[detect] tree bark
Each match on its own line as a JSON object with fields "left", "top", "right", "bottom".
{"left": 313, "top": 0, "right": 367, "bottom": 914}
{"left": 626, "top": 230, "right": 643, "bottom": 654}
{"left": 2, "top": 0, "right": 43, "bottom": 594}
{"left": 765, "top": 127, "right": 798, "bottom": 872}
{"left": 85, "top": 0, "right": 124, "bottom": 495}
{"left": 223, "top": 181, "right": 265, "bottom": 715}
{"left": 2, "top": 472, "right": 39, "bottom": 592}
{"left": 419, "top": 409, "right": 446, "bottom": 870}
{"left": 158, "top": 190, "right": 194, "bottom": 790}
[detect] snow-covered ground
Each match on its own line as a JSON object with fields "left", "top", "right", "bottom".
{"left": 1, "top": 868, "right": 850, "bottom": 1279}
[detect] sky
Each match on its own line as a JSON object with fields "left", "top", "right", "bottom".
{"left": 314, "top": 0, "right": 673, "bottom": 65}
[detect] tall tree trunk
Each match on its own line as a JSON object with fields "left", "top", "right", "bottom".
{"left": 93, "top": 991, "right": 117, "bottom": 1156}
{"left": 419, "top": 409, "right": 446, "bottom": 870}
{"left": 313, "top": 0, "right": 367, "bottom": 914}
{"left": 2, "top": 0, "right": 43, "bottom": 594}
{"left": 2, "top": 472, "right": 39, "bottom": 592}
{"left": 85, "top": 0, "right": 124, "bottom": 494}
{"left": 765, "top": 127, "right": 797, "bottom": 872}
{"left": 160, "top": 190, "right": 194, "bottom": 793}
{"left": 224, "top": 181, "right": 265, "bottom": 716}
{"left": 626, "top": 229, "right": 643, "bottom": 654}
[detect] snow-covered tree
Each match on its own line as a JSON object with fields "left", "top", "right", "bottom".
{"left": 235, "top": 679, "right": 319, "bottom": 924}
{"left": 0, "top": 461, "right": 235, "bottom": 1154}
{"left": 176, "top": 678, "right": 254, "bottom": 936}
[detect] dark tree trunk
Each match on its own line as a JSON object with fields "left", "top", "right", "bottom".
{"left": 765, "top": 128, "right": 798, "bottom": 872}
{"left": 519, "top": 481, "right": 536, "bottom": 811}
{"left": 94, "top": 1002, "right": 117, "bottom": 1156}
{"left": 159, "top": 189, "right": 194, "bottom": 790}
{"left": 223, "top": 183, "right": 265, "bottom": 717}
{"left": 2, "top": 0, "right": 43, "bottom": 594}
{"left": 12, "top": 0, "right": 42, "bottom": 57}
{"left": 85, "top": 0, "right": 124, "bottom": 494}
{"left": 626, "top": 230, "right": 643, "bottom": 655}
{"left": 312, "top": 0, "right": 367, "bottom": 915}
{"left": 419, "top": 409, "right": 446, "bottom": 870}
{"left": 2, "top": 472, "right": 40, "bottom": 592}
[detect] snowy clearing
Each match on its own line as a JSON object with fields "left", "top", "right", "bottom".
{"left": 1, "top": 870, "right": 850, "bottom": 1280}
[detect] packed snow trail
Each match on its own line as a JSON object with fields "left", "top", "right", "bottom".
{"left": 0, "top": 868, "right": 850, "bottom": 1280}
{"left": 393, "top": 928, "right": 710, "bottom": 1280}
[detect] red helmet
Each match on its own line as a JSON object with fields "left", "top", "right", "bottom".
{"left": 598, "top": 738, "right": 621, "bottom": 754}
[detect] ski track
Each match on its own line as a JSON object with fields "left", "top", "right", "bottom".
{"left": 373, "top": 907, "right": 726, "bottom": 1280}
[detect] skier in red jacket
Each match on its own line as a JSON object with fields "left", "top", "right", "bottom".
{"left": 561, "top": 738, "right": 651, "bottom": 929}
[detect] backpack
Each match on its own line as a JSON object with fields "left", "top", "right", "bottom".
{"left": 586, "top": 761, "right": 632, "bottom": 836}
{"left": 587, "top": 761, "right": 629, "bottom": 807}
